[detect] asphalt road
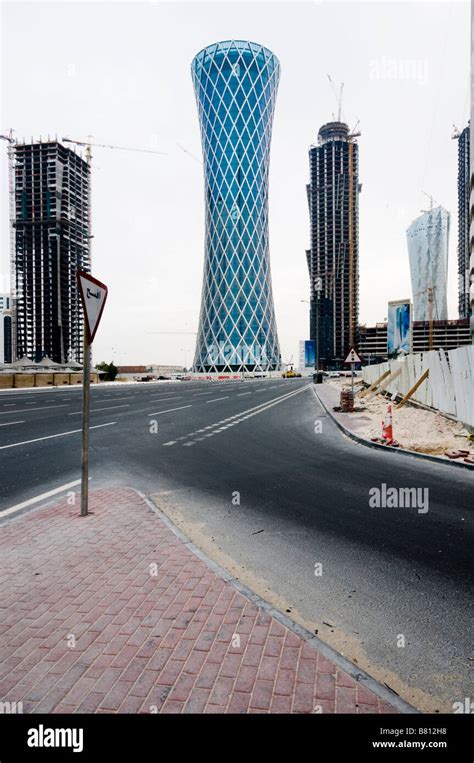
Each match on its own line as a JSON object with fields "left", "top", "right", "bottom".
{"left": 0, "top": 377, "right": 472, "bottom": 711}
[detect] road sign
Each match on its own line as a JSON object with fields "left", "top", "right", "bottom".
{"left": 77, "top": 270, "right": 108, "bottom": 343}
{"left": 344, "top": 348, "right": 361, "bottom": 364}
{"left": 77, "top": 270, "right": 108, "bottom": 517}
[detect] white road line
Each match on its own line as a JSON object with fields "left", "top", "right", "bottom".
{"left": 0, "top": 479, "right": 82, "bottom": 518}
{"left": 206, "top": 396, "right": 229, "bottom": 403}
{"left": 0, "top": 421, "right": 25, "bottom": 427}
{"left": 0, "top": 404, "right": 67, "bottom": 416}
{"left": 91, "top": 396, "right": 130, "bottom": 401}
{"left": 148, "top": 405, "right": 192, "bottom": 416}
{"left": 163, "top": 441, "right": 177, "bottom": 446}
{"left": 148, "top": 396, "right": 182, "bottom": 402}
{"left": 3, "top": 404, "right": 16, "bottom": 407}
{"left": 0, "top": 422, "right": 116, "bottom": 450}
{"left": 237, "top": 392, "right": 251, "bottom": 396}
{"left": 68, "top": 404, "right": 129, "bottom": 416}
{"left": 176, "top": 384, "right": 310, "bottom": 446}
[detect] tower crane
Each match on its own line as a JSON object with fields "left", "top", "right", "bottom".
{"left": 62, "top": 136, "right": 166, "bottom": 163}
{"left": 420, "top": 190, "right": 440, "bottom": 212}
{"left": 327, "top": 74, "right": 344, "bottom": 122}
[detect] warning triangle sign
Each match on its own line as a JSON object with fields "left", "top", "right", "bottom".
{"left": 344, "top": 348, "right": 361, "bottom": 364}
{"left": 77, "top": 270, "right": 108, "bottom": 343}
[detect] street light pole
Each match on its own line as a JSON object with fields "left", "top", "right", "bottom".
{"left": 315, "top": 292, "right": 320, "bottom": 372}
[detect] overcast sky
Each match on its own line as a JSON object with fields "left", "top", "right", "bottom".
{"left": 1, "top": 0, "right": 470, "bottom": 366}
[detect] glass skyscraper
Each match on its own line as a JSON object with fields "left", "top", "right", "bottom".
{"left": 406, "top": 206, "right": 449, "bottom": 322}
{"left": 191, "top": 40, "right": 281, "bottom": 373}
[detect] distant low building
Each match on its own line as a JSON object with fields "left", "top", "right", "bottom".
{"left": 0, "top": 356, "right": 99, "bottom": 388}
{"left": 116, "top": 364, "right": 185, "bottom": 379}
{"left": 358, "top": 318, "right": 471, "bottom": 362}
{"left": 357, "top": 323, "right": 389, "bottom": 364}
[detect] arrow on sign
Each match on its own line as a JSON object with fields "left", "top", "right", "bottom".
{"left": 344, "top": 348, "right": 361, "bottom": 364}
{"left": 77, "top": 270, "right": 108, "bottom": 343}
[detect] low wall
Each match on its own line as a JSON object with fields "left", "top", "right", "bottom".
{"left": 0, "top": 372, "right": 99, "bottom": 389}
{"left": 362, "top": 345, "right": 474, "bottom": 429}
{"left": 14, "top": 374, "right": 35, "bottom": 388}
{"left": 0, "top": 375, "right": 14, "bottom": 389}
{"left": 35, "top": 373, "right": 54, "bottom": 387}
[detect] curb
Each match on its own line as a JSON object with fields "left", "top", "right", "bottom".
{"left": 312, "top": 385, "right": 474, "bottom": 471}
{"left": 138, "top": 489, "right": 418, "bottom": 715}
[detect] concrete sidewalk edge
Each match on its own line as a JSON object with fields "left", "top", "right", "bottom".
{"left": 312, "top": 385, "right": 473, "bottom": 471}
{"left": 140, "top": 489, "right": 418, "bottom": 715}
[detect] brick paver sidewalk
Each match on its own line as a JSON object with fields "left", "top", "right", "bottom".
{"left": 0, "top": 488, "right": 399, "bottom": 713}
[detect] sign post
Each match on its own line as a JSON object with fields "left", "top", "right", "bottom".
{"left": 77, "top": 270, "right": 108, "bottom": 516}
{"left": 344, "top": 347, "right": 361, "bottom": 399}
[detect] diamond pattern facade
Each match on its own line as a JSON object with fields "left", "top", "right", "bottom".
{"left": 191, "top": 40, "right": 281, "bottom": 372}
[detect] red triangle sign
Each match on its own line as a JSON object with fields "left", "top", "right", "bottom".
{"left": 77, "top": 270, "right": 108, "bottom": 343}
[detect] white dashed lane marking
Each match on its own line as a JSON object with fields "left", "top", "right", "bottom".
{"left": 148, "top": 405, "right": 192, "bottom": 416}
{"left": 167, "top": 384, "right": 310, "bottom": 448}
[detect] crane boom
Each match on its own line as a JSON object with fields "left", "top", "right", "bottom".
{"left": 62, "top": 137, "right": 166, "bottom": 155}
{"left": 327, "top": 74, "right": 344, "bottom": 122}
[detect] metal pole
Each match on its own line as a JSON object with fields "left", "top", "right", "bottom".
{"left": 351, "top": 362, "right": 355, "bottom": 398}
{"left": 315, "top": 292, "right": 320, "bottom": 372}
{"left": 80, "top": 331, "right": 91, "bottom": 516}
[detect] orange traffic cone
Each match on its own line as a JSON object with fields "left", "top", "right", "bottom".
{"left": 382, "top": 404, "right": 394, "bottom": 443}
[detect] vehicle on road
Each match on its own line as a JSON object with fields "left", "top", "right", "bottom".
{"left": 282, "top": 366, "right": 302, "bottom": 378}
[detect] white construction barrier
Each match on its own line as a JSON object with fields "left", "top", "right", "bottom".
{"left": 362, "top": 346, "right": 474, "bottom": 429}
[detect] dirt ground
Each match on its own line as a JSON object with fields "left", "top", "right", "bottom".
{"left": 328, "top": 378, "right": 473, "bottom": 457}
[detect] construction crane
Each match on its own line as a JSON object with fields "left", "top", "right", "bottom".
{"left": 348, "top": 119, "right": 361, "bottom": 139}
{"left": 62, "top": 136, "right": 166, "bottom": 163}
{"left": 420, "top": 190, "right": 439, "bottom": 213}
{"left": 176, "top": 142, "right": 202, "bottom": 165}
{"left": 327, "top": 74, "right": 344, "bottom": 122}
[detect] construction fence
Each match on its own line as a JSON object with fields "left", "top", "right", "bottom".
{"left": 361, "top": 345, "right": 474, "bottom": 429}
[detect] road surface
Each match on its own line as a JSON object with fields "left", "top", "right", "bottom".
{"left": 0, "top": 377, "right": 472, "bottom": 711}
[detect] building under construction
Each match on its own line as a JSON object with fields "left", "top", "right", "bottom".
{"left": 358, "top": 318, "right": 471, "bottom": 363}
{"left": 307, "top": 121, "right": 361, "bottom": 369}
{"left": 453, "top": 124, "right": 470, "bottom": 319}
{"left": 10, "top": 140, "right": 90, "bottom": 363}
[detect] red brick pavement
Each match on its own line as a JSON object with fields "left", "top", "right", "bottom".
{"left": 0, "top": 488, "right": 398, "bottom": 713}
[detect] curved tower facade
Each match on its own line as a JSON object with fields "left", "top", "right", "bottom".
{"left": 406, "top": 206, "right": 449, "bottom": 322}
{"left": 191, "top": 40, "right": 281, "bottom": 372}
